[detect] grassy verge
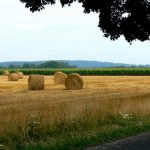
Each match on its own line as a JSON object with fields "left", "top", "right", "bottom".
{"left": 1, "top": 104, "right": 150, "bottom": 150}
{"left": 19, "top": 116, "right": 150, "bottom": 150}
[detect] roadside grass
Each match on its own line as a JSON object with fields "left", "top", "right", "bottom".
{"left": 1, "top": 96, "right": 150, "bottom": 150}
{"left": 18, "top": 116, "right": 150, "bottom": 150}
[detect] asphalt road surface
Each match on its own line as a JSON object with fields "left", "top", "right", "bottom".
{"left": 86, "top": 132, "right": 150, "bottom": 150}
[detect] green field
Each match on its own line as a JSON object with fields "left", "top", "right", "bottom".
{"left": 1, "top": 68, "right": 150, "bottom": 76}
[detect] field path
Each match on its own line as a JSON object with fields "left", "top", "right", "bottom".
{"left": 86, "top": 132, "right": 150, "bottom": 150}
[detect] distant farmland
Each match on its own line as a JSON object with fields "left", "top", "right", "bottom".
{"left": 1, "top": 68, "right": 150, "bottom": 76}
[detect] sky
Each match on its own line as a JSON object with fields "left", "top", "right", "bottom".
{"left": 0, "top": 0, "right": 150, "bottom": 64}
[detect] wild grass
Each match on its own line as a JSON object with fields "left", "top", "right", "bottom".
{"left": 0, "top": 76, "right": 150, "bottom": 149}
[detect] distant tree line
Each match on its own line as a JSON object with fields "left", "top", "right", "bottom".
{"left": 0, "top": 61, "right": 77, "bottom": 69}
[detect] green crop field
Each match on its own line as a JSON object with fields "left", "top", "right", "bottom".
{"left": 1, "top": 68, "right": 150, "bottom": 76}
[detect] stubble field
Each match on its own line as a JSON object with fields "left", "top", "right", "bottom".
{"left": 0, "top": 75, "right": 150, "bottom": 150}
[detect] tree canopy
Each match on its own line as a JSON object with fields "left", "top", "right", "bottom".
{"left": 19, "top": 0, "right": 150, "bottom": 43}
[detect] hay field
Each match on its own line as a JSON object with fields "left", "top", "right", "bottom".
{"left": 0, "top": 75, "right": 150, "bottom": 150}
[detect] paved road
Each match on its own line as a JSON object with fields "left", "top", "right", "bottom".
{"left": 86, "top": 132, "right": 150, "bottom": 150}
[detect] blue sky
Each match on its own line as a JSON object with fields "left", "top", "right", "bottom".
{"left": 0, "top": 0, "right": 150, "bottom": 64}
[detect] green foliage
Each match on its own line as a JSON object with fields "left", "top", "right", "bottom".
{"left": 1, "top": 68, "right": 150, "bottom": 76}
{"left": 39, "top": 61, "right": 76, "bottom": 68}
{"left": 22, "top": 63, "right": 32, "bottom": 68}
{"left": 6, "top": 61, "right": 76, "bottom": 69}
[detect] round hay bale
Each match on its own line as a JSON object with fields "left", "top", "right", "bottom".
{"left": 65, "top": 73, "right": 84, "bottom": 90}
{"left": 28, "top": 75, "right": 44, "bottom": 90}
{"left": 17, "top": 72, "right": 24, "bottom": 79}
{"left": 3, "top": 70, "right": 9, "bottom": 76}
{"left": 8, "top": 73, "right": 18, "bottom": 81}
{"left": 53, "top": 72, "right": 67, "bottom": 84}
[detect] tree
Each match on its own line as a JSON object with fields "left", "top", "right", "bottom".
{"left": 9, "top": 64, "right": 21, "bottom": 68}
{"left": 19, "top": 0, "right": 150, "bottom": 43}
{"left": 23, "top": 63, "right": 31, "bottom": 68}
{"left": 39, "top": 61, "right": 76, "bottom": 68}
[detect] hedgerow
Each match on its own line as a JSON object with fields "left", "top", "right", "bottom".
{"left": 1, "top": 68, "right": 150, "bottom": 76}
